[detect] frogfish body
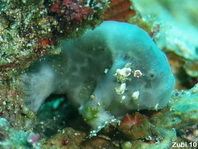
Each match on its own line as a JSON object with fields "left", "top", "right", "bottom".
{"left": 21, "top": 21, "right": 175, "bottom": 131}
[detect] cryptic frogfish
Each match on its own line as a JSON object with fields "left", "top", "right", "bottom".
{"left": 20, "top": 21, "right": 175, "bottom": 133}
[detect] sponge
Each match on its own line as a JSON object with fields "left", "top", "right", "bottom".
{"left": 20, "top": 21, "right": 175, "bottom": 131}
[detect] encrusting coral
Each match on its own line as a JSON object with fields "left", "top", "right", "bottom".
{"left": 20, "top": 21, "right": 175, "bottom": 135}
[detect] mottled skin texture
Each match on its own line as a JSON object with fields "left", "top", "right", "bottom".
{"left": 21, "top": 21, "right": 175, "bottom": 131}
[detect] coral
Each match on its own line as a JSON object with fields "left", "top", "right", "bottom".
{"left": 0, "top": 0, "right": 52, "bottom": 80}
{"left": 0, "top": 0, "right": 110, "bottom": 148}
{"left": 61, "top": 137, "right": 69, "bottom": 146}
{"left": 0, "top": 117, "right": 40, "bottom": 148}
{"left": 121, "top": 141, "right": 132, "bottom": 149}
{"left": 50, "top": 0, "right": 93, "bottom": 26}
{"left": 131, "top": 0, "right": 198, "bottom": 88}
{"left": 147, "top": 84, "right": 198, "bottom": 148}
{"left": 179, "top": 124, "right": 198, "bottom": 142}
{"left": 0, "top": 0, "right": 109, "bottom": 80}
{"left": 118, "top": 113, "right": 151, "bottom": 139}
{"left": 20, "top": 21, "right": 175, "bottom": 135}
{"left": 41, "top": 127, "right": 86, "bottom": 148}
{"left": 184, "top": 60, "right": 198, "bottom": 77}
{"left": 128, "top": 128, "right": 177, "bottom": 149}
{"left": 0, "top": 80, "right": 34, "bottom": 128}
{"left": 27, "top": 133, "right": 40, "bottom": 145}
{"left": 1, "top": 0, "right": 198, "bottom": 148}
{"left": 46, "top": 0, "right": 109, "bottom": 38}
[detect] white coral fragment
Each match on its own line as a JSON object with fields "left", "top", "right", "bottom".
{"left": 114, "top": 65, "right": 132, "bottom": 83}
{"left": 131, "top": 91, "right": 140, "bottom": 100}
{"left": 115, "top": 83, "right": 126, "bottom": 95}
